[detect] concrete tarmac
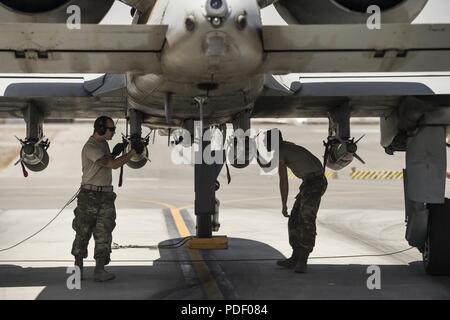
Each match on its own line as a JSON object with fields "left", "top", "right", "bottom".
{"left": 0, "top": 121, "right": 449, "bottom": 300}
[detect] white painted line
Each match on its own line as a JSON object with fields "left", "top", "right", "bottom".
{"left": 0, "top": 287, "right": 45, "bottom": 300}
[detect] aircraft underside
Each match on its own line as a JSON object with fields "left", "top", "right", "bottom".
{"left": 0, "top": 0, "right": 449, "bottom": 276}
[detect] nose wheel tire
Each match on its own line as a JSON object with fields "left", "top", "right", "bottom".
{"left": 423, "top": 199, "right": 450, "bottom": 276}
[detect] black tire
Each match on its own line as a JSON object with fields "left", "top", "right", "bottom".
{"left": 24, "top": 149, "right": 49, "bottom": 172}
{"left": 423, "top": 199, "right": 450, "bottom": 275}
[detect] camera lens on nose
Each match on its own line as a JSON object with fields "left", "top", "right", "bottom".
{"left": 210, "top": 0, "right": 223, "bottom": 10}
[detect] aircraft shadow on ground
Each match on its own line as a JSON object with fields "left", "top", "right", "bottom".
{"left": 0, "top": 238, "right": 449, "bottom": 300}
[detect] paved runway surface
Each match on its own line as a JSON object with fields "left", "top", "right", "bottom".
{"left": 0, "top": 121, "right": 449, "bottom": 300}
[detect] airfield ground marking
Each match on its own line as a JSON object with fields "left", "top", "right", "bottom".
{"left": 128, "top": 198, "right": 224, "bottom": 300}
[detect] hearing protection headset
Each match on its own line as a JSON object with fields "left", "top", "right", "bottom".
{"left": 94, "top": 116, "right": 110, "bottom": 136}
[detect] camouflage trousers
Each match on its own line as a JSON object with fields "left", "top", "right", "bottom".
{"left": 288, "top": 174, "right": 327, "bottom": 253}
{"left": 71, "top": 189, "right": 117, "bottom": 264}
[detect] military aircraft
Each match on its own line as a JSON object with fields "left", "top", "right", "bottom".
{"left": 0, "top": 0, "right": 449, "bottom": 275}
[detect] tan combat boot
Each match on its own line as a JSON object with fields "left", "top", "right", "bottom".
{"left": 94, "top": 258, "right": 116, "bottom": 282}
{"left": 74, "top": 257, "right": 84, "bottom": 280}
{"left": 294, "top": 250, "right": 310, "bottom": 273}
{"left": 276, "top": 249, "right": 300, "bottom": 269}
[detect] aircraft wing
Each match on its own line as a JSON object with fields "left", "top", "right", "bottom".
{"left": 0, "top": 24, "right": 167, "bottom": 74}
{"left": 252, "top": 76, "right": 450, "bottom": 118}
{"left": 262, "top": 24, "right": 450, "bottom": 74}
{"left": 0, "top": 74, "right": 128, "bottom": 119}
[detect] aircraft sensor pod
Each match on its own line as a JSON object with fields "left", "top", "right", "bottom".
{"left": 207, "top": 0, "right": 227, "bottom": 15}
{"left": 205, "top": 0, "right": 229, "bottom": 28}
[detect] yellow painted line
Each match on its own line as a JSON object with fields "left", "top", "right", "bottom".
{"left": 168, "top": 207, "right": 224, "bottom": 300}
{"left": 124, "top": 199, "right": 190, "bottom": 237}
{"left": 185, "top": 249, "right": 224, "bottom": 300}
{"left": 169, "top": 206, "right": 191, "bottom": 238}
{"left": 288, "top": 169, "right": 338, "bottom": 180}
{"left": 127, "top": 197, "right": 224, "bottom": 300}
{"left": 350, "top": 170, "right": 404, "bottom": 180}
{"left": 325, "top": 171, "right": 338, "bottom": 179}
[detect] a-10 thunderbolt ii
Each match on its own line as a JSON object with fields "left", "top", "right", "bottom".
{"left": 0, "top": 0, "right": 449, "bottom": 275}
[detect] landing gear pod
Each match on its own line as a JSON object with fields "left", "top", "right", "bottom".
{"left": 402, "top": 126, "right": 449, "bottom": 275}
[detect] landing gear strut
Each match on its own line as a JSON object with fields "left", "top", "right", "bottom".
{"left": 403, "top": 125, "right": 450, "bottom": 275}
{"left": 193, "top": 97, "right": 224, "bottom": 238}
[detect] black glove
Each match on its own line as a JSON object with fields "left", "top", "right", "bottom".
{"left": 112, "top": 141, "right": 128, "bottom": 158}
{"left": 131, "top": 136, "right": 145, "bottom": 154}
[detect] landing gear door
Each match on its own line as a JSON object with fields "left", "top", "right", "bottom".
{"left": 406, "top": 126, "right": 447, "bottom": 204}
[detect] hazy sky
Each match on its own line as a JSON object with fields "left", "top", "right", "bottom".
{"left": 101, "top": 0, "right": 450, "bottom": 24}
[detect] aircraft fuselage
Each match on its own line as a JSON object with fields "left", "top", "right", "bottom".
{"left": 127, "top": 0, "right": 266, "bottom": 127}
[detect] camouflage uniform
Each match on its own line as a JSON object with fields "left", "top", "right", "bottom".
{"left": 71, "top": 189, "right": 117, "bottom": 265}
{"left": 288, "top": 172, "right": 327, "bottom": 253}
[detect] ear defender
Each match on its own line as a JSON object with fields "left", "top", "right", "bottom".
{"left": 94, "top": 116, "right": 107, "bottom": 136}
